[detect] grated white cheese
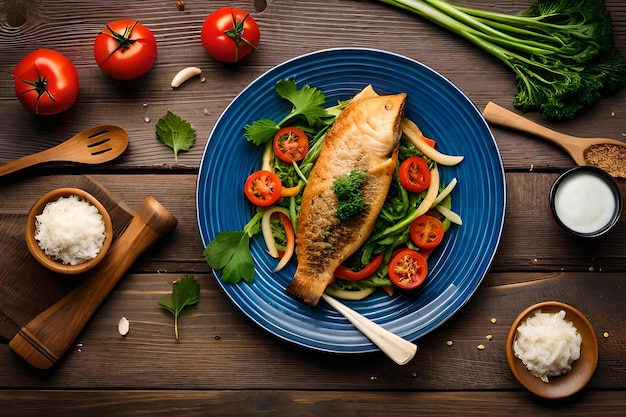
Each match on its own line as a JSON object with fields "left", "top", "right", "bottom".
{"left": 513, "top": 309, "right": 582, "bottom": 383}
{"left": 35, "top": 195, "right": 106, "bottom": 265}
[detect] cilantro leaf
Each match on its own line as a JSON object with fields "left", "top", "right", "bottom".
{"left": 203, "top": 212, "right": 262, "bottom": 284}
{"left": 244, "top": 118, "right": 281, "bottom": 147}
{"left": 222, "top": 233, "right": 255, "bottom": 283}
{"left": 155, "top": 111, "right": 197, "bottom": 162}
{"left": 203, "top": 231, "right": 254, "bottom": 283}
{"left": 243, "top": 78, "right": 330, "bottom": 146}
{"left": 275, "top": 78, "right": 329, "bottom": 127}
{"left": 158, "top": 276, "right": 200, "bottom": 341}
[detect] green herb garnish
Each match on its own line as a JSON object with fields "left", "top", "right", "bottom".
{"left": 155, "top": 111, "right": 197, "bottom": 162}
{"left": 244, "top": 78, "right": 331, "bottom": 145}
{"left": 158, "top": 275, "right": 200, "bottom": 341}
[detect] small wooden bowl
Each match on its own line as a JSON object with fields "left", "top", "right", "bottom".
{"left": 506, "top": 301, "right": 598, "bottom": 399}
{"left": 25, "top": 188, "right": 113, "bottom": 275}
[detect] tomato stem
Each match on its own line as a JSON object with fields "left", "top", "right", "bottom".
{"left": 102, "top": 20, "right": 139, "bottom": 60}
{"left": 18, "top": 76, "right": 56, "bottom": 115}
{"left": 225, "top": 12, "right": 257, "bottom": 62}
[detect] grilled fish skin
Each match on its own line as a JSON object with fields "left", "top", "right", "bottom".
{"left": 286, "top": 86, "right": 407, "bottom": 306}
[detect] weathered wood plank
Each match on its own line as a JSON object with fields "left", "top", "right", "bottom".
{"left": 1, "top": 389, "right": 626, "bottom": 417}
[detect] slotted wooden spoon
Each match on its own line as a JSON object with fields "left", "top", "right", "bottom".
{"left": 0, "top": 125, "right": 128, "bottom": 177}
{"left": 482, "top": 101, "right": 626, "bottom": 166}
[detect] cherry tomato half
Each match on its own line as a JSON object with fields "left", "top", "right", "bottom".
{"left": 334, "top": 252, "right": 384, "bottom": 281}
{"left": 410, "top": 214, "right": 445, "bottom": 250}
{"left": 201, "top": 8, "right": 260, "bottom": 63}
{"left": 273, "top": 126, "right": 309, "bottom": 163}
{"left": 388, "top": 248, "right": 428, "bottom": 290}
{"left": 399, "top": 156, "right": 431, "bottom": 193}
{"left": 244, "top": 170, "right": 282, "bottom": 207}
{"left": 13, "top": 49, "right": 79, "bottom": 115}
{"left": 94, "top": 20, "right": 157, "bottom": 80}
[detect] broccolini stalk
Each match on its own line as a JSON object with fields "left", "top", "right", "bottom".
{"left": 377, "top": 0, "right": 626, "bottom": 121}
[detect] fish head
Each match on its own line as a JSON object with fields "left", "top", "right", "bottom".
{"left": 356, "top": 93, "right": 407, "bottom": 159}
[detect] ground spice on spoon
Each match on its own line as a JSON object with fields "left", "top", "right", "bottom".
{"left": 583, "top": 144, "right": 626, "bottom": 178}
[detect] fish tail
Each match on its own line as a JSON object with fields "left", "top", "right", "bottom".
{"left": 286, "top": 271, "right": 334, "bottom": 307}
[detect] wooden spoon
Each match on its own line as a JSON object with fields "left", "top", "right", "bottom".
{"left": 0, "top": 125, "right": 128, "bottom": 177}
{"left": 9, "top": 196, "right": 178, "bottom": 370}
{"left": 321, "top": 294, "right": 417, "bottom": 365}
{"left": 482, "top": 101, "right": 626, "bottom": 167}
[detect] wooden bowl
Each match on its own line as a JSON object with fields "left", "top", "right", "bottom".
{"left": 25, "top": 187, "right": 113, "bottom": 275}
{"left": 506, "top": 301, "right": 598, "bottom": 399}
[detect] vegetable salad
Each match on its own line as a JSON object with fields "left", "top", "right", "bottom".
{"left": 204, "top": 78, "right": 464, "bottom": 300}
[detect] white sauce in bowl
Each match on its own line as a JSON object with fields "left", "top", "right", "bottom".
{"left": 553, "top": 171, "right": 616, "bottom": 234}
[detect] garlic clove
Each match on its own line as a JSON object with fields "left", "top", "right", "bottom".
{"left": 171, "top": 67, "right": 202, "bottom": 88}
{"left": 118, "top": 316, "right": 130, "bottom": 336}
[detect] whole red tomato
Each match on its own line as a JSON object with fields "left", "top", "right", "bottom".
{"left": 201, "top": 8, "right": 260, "bottom": 63}
{"left": 13, "top": 49, "right": 79, "bottom": 115}
{"left": 94, "top": 19, "right": 157, "bottom": 80}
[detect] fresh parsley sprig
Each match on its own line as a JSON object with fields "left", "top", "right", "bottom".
{"left": 244, "top": 78, "right": 331, "bottom": 146}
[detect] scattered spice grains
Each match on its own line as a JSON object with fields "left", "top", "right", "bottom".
{"left": 490, "top": 317, "right": 497, "bottom": 324}
{"left": 583, "top": 143, "right": 626, "bottom": 178}
{"left": 486, "top": 334, "right": 493, "bottom": 341}
{"left": 477, "top": 344, "right": 485, "bottom": 350}
{"left": 604, "top": 332, "right": 610, "bottom": 338}
{"left": 446, "top": 340, "right": 454, "bottom": 346}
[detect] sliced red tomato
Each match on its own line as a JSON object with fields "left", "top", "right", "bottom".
{"left": 244, "top": 170, "right": 282, "bottom": 207}
{"left": 410, "top": 214, "right": 444, "bottom": 250}
{"left": 387, "top": 248, "right": 428, "bottom": 290}
{"left": 334, "top": 252, "right": 384, "bottom": 281}
{"left": 273, "top": 126, "right": 309, "bottom": 163}
{"left": 399, "top": 156, "right": 431, "bottom": 193}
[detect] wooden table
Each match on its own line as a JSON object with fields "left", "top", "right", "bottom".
{"left": 1, "top": 0, "right": 625, "bottom": 415}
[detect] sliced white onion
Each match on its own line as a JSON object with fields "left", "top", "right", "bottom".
{"left": 261, "top": 206, "right": 290, "bottom": 258}
{"left": 402, "top": 118, "right": 464, "bottom": 166}
{"left": 261, "top": 142, "right": 273, "bottom": 172}
{"left": 412, "top": 165, "right": 440, "bottom": 220}
{"left": 432, "top": 177, "right": 458, "bottom": 207}
{"left": 435, "top": 205, "right": 463, "bottom": 225}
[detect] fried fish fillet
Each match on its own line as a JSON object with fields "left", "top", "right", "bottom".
{"left": 286, "top": 86, "right": 407, "bottom": 306}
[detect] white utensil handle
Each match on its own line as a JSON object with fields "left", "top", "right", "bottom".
{"left": 321, "top": 294, "right": 417, "bottom": 365}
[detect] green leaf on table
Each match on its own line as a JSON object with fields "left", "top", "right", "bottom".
{"left": 155, "top": 111, "right": 196, "bottom": 162}
{"left": 158, "top": 275, "right": 200, "bottom": 340}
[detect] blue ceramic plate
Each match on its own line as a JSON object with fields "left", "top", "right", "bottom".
{"left": 197, "top": 48, "right": 505, "bottom": 354}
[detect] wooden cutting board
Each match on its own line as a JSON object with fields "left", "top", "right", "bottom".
{"left": 0, "top": 176, "right": 136, "bottom": 342}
